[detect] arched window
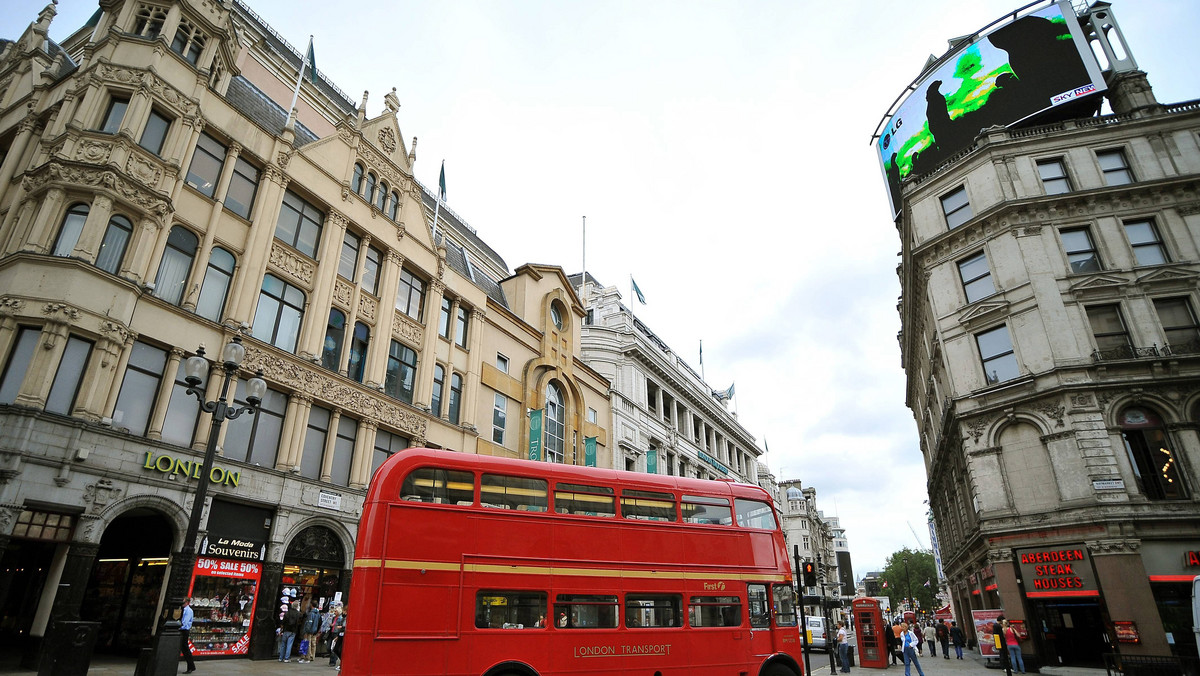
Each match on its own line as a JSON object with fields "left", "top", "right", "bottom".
{"left": 545, "top": 382, "right": 565, "bottom": 463}
{"left": 351, "top": 163, "right": 365, "bottom": 195}
{"left": 389, "top": 191, "right": 400, "bottom": 220}
{"left": 376, "top": 181, "right": 388, "bottom": 211}
{"left": 252, "top": 274, "right": 305, "bottom": 352}
{"left": 365, "top": 172, "right": 377, "bottom": 206}
{"left": 1120, "top": 407, "right": 1187, "bottom": 500}
{"left": 52, "top": 203, "right": 89, "bottom": 257}
{"left": 431, "top": 365, "right": 445, "bottom": 418}
{"left": 448, "top": 372, "right": 463, "bottom": 424}
{"left": 323, "top": 309, "right": 346, "bottom": 372}
{"left": 154, "top": 226, "right": 198, "bottom": 305}
{"left": 96, "top": 214, "right": 133, "bottom": 274}
{"left": 196, "top": 247, "right": 235, "bottom": 322}
{"left": 348, "top": 322, "right": 370, "bottom": 383}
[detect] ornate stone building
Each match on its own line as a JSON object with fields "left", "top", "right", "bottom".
{"left": 890, "top": 3, "right": 1200, "bottom": 666}
{"left": 0, "top": 0, "right": 609, "bottom": 662}
{"left": 572, "top": 273, "right": 761, "bottom": 482}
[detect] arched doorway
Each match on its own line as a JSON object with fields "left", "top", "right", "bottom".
{"left": 80, "top": 509, "right": 173, "bottom": 655}
{"left": 276, "top": 525, "right": 346, "bottom": 660}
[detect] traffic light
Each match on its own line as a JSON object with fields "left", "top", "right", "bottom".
{"left": 802, "top": 560, "right": 818, "bottom": 587}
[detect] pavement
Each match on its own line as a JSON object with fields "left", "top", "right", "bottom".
{"left": 0, "top": 648, "right": 1109, "bottom": 676}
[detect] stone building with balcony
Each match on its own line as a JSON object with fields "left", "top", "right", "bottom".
{"left": 0, "top": 0, "right": 609, "bottom": 663}
{"left": 888, "top": 2, "right": 1200, "bottom": 666}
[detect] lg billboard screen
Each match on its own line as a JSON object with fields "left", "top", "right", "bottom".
{"left": 876, "top": 0, "right": 1106, "bottom": 218}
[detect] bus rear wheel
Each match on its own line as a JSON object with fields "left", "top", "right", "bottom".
{"left": 761, "top": 664, "right": 797, "bottom": 676}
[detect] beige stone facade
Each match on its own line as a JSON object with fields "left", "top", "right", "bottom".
{"left": 0, "top": 0, "right": 608, "bottom": 662}
{"left": 893, "top": 18, "right": 1200, "bottom": 667}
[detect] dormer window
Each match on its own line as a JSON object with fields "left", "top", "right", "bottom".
{"left": 133, "top": 4, "right": 166, "bottom": 39}
{"left": 171, "top": 18, "right": 206, "bottom": 65}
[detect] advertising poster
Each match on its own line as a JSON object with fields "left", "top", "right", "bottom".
{"left": 971, "top": 609, "right": 1005, "bottom": 658}
{"left": 875, "top": 0, "right": 1106, "bottom": 218}
{"left": 188, "top": 557, "right": 261, "bottom": 656}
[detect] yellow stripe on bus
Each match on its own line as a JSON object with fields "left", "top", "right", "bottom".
{"left": 353, "top": 558, "right": 788, "bottom": 583}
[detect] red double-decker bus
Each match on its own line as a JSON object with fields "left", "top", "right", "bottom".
{"left": 343, "top": 448, "right": 803, "bottom": 676}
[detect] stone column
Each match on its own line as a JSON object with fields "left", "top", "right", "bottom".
{"left": 297, "top": 211, "right": 348, "bottom": 359}
{"left": 249, "top": 560, "right": 284, "bottom": 660}
{"left": 1090, "top": 539, "right": 1169, "bottom": 655}
{"left": 12, "top": 317, "right": 71, "bottom": 409}
{"left": 459, "top": 308, "right": 486, "bottom": 429}
{"left": 71, "top": 194, "right": 114, "bottom": 262}
{"left": 319, "top": 410, "right": 342, "bottom": 483}
{"left": 0, "top": 115, "right": 37, "bottom": 202}
{"left": 48, "top": 541, "right": 100, "bottom": 623}
{"left": 183, "top": 143, "right": 242, "bottom": 311}
{"left": 227, "top": 168, "right": 287, "bottom": 325}
{"left": 349, "top": 420, "right": 377, "bottom": 489}
{"left": 368, "top": 251, "right": 403, "bottom": 388}
{"left": 120, "top": 215, "right": 163, "bottom": 285}
{"left": 145, "top": 348, "right": 184, "bottom": 440}
{"left": 414, "top": 280, "right": 444, "bottom": 409}
{"left": 277, "top": 394, "right": 312, "bottom": 472}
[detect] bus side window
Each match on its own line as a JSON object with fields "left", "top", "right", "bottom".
{"left": 733, "top": 498, "right": 778, "bottom": 529}
{"left": 681, "top": 495, "right": 733, "bottom": 525}
{"left": 401, "top": 467, "right": 474, "bottom": 504}
{"left": 554, "top": 483, "right": 615, "bottom": 517}
{"left": 476, "top": 590, "right": 546, "bottom": 629}
{"left": 689, "top": 596, "right": 741, "bottom": 628}
{"left": 620, "top": 489, "right": 676, "bottom": 521}
{"left": 554, "top": 594, "right": 619, "bottom": 628}
{"left": 625, "top": 594, "right": 682, "bottom": 628}
{"left": 481, "top": 473, "right": 548, "bottom": 511}
{"left": 772, "top": 583, "right": 797, "bottom": 626}
{"left": 747, "top": 584, "right": 771, "bottom": 628}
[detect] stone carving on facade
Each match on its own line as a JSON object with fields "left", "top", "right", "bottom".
{"left": 0, "top": 296, "right": 26, "bottom": 315}
{"left": 276, "top": 150, "right": 292, "bottom": 170}
{"left": 377, "top": 127, "right": 397, "bottom": 155}
{"left": 243, "top": 345, "right": 427, "bottom": 438}
{"left": 126, "top": 150, "right": 163, "bottom": 188}
{"left": 286, "top": 524, "right": 344, "bottom": 563}
{"left": 1178, "top": 201, "right": 1200, "bottom": 216}
{"left": 964, "top": 416, "right": 990, "bottom": 443}
{"left": 1033, "top": 399, "right": 1066, "bottom": 428}
{"left": 82, "top": 478, "right": 124, "bottom": 515}
{"left": 41, "top": 302, "right": 80, "bottom": 322}
{"left": 358, "top": 291, "right": 376, "bottom": 322}
{"left": 268, "top": 241, "right": 316, "bottom": 286}
{"left": 99, "top": 319, "right": 134, "bottom": 346}
{"left": 332, "top": 278, "right": 353, "bottom": 309}
{"left": 1070, "top": 393, "right": 1095, "bottom": 408}
{"left": 22, "top": 162, "right": 169, "bottom": 223}
{"left": 988, "top": 548, "right": 1014, "bottom": 564}
{"left": 1087, "top": 538, "right": 1141, "bottom": 556}
{"left": 1040, "top": 430, "right": 1075, "bottom": 443}
{"left": 392, "top": 313, "right": 422, "bottom": 345}
{"left": 356, "top": 143, "right": 412, "bottom": 194}
{"left": 96, "top": 63, "right": 198, "bottom": 116}
{"left": 75, "top": 138, "right": 113, "bottom": 164}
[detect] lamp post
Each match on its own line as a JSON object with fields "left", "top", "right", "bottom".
{"left": 152, "top": 337, "right": 265, "bottom": 676}
{"left": 902, "top": 556, "right": 912, "bottom": 615}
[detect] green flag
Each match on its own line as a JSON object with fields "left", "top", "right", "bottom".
{"left": 306, "top": 38, "right": 317, "bottom": 84}
{"left": 631, "top": 277, "right": 646, "bottom": 305}
{"left": 584, "top": 437, "right": 597, "bottom": 467}
{"left": 438, "top": 161, "right": 447, "bottom": 202}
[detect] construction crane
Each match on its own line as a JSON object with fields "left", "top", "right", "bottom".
{"left": 908, "top": 521, "right": 928, "bottom": 550}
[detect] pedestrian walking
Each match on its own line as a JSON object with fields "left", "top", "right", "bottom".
{"left": 279, "top": 601, "right": 302, "bottom": 662}
{"left": 1003, "top": 620, "right": 1026, "bottom": 674}
{"left": 179, "top": 598, "right": 196, "bottom": 674}
{"left": 301, "top": 601, "right": 322, "bottom": 663}
{"left": 902, "top": 623, "right": 926, "bottom": 676}
{"left": 936, "top": 621, "right": 949, "bottom": 659}
{"left": 836, "top": 621, "right": 851, "bottom": 673}
{"left": 950, "top": 620, "right": 966, "bottom": 659}
{"left": 923, "top": 622, "right": 937, "bottom": 657}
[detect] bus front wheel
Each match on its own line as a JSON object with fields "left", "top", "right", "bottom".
{"left": 762, "top": 664, "right": 798, "bottom": 676}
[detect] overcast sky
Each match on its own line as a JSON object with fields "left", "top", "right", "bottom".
{"left": 9, "top": 0, "right": 1199, "bottom": 580}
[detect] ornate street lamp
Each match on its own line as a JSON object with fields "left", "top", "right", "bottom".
{"left": 152, "top": 337, "right": 265, "bottom": 676}
{"left": 903, "top": 556, "right": 912, "bottom": 614}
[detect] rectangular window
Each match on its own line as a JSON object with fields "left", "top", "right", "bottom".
{"left": 139, "top": 109, "right": 171, "bottom": 155}
{"left": 339, "top": 231, "right": 360, "bottom": 281}
{"left": 0, "top": 327, "right": 39, "bottom": 405}
{"left": 481, "top": 474, "right": 547, "bottom": 511}
{"left": 1154, "top": 298, "right": 1200, "bottom": 353}
{"left": 941, "top": 185, "right": 973, "bottom": 229}
{"left": 495, "top": 354, "right": 509, "bottom": 374}
{"left": 1124, "top": 219, "right": 1168, "bottom": 266}
{"left": 224, "top": 156, "right": 259, "bottom": 219}
{"left": 439, "top": 297, "right": 452, "bottom": 338}
{"left": 1097, "top": 148, "right": 1133, "bottom": 186}
{"left": 371, "top": 428, "right": 409, "bottom": 480}
{"left": 734, "top": 498, "right": 778, "bottom": 529}
{"left": 300, "top": 405, "right": 331, "bottom": 480}
{"left": 688, "top": 596, "right": 741, "bottom": 628}
{"left": 171, "top": 19, "right": 205, "bottom": 64}
{"left": 475, "top": 591, "right": 546, "bottom": 630}
{"left": 99, "top": 97, "right": 128, "bottom": 134}
{"left": 1060, "top": 227, "right": 1102, "bottom": 273}
{"left": 362, "top": 246, "right": 382, "bottom": 295}
{"left": 748, "top": 584, "right": 771, "bottom": 628}
{"left": 112, "top": 342, "right": 168, "bottom": 436}
{"left": 626, "top": 594, "right": 682, "bottom": 629}
{"left": 448, "top": 373, "right": 463, "bottom": 424}
{"left": 554, "top": 595, "right": 618, "bottom": 629}
{"left": 223, "top": 386, "right": 287, "bottom": 468}
{"left": 455, "top": 306, "right": 470, "bottom": 348}
{"left": 252, "top": 274, "right": 305, "bottom": 353}
{"left": 395, "top": 269, "right": 426, "bottom": 322}
{"left": 185, "top": 132, "right": 226, "bottom": 197}
{"left": 161, "top": 357, "right": 204, "bottom": 448}
{"left": 1036, "top": 158, "right": 1071, "bottom": 195}
{"left": 384, "top": 341, "right": 417, "bottom": 404}
{"left": 554, "top": 483, "right": 615, "bottom": 517}
{"left": 12, "top": 509, "right": 74, "bottom": 542}
{"left": 1087, "top": 304, "right": 1131, "bottom": 355}
{"left": 330, "top": 416, "right": 356, "bottom": 486}
{"left": 587, "top": 407, "right": 597, "bottom": 423}
{"left": 975, "top": 325, "right": 1019, "bottom": 385}
{"left": 957, "top": 251, "right": 995, "bottom": 303}
{"left": 431, "top": 365, "right": 444, "bottom": 419}
{"left": 680, "top": 495, "right": 733, "bottom": 525}
{"left": 196, "top": 247, "right": 235, "bottom": 322}
{"left": 45, "top": 336, "right": 93, "bottom": 415}
{"left": 491, "top": 392, "right": 507, "bottom": 445}
{"left": 620, "top": 489, "right": 676, "bottom": 522}
{"left": 773, "top": 583, "right": 798, "bottom": 626}
{"left": 275, "top": 190, "right": 324, "bottom": 258}
{"left": 400, "top": 467, "right": 474, "bottom": 504}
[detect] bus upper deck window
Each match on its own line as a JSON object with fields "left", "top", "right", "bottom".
{"left": 400, "top": 467, "right": 474, "bottom": 505}
{"left": 734, "top": 498, "right": 777, "bottom": 529}
{"left": 481, "top": 474, "right": 548, "bottom": 511}
{"left": 681, "top": 495, "right": 733, "bottom": 525}
{"left": 554, "top": 483, "right": 615, "bottom": 517}
{"left": 620, "top": 489, "right": 676, "bottom": 521}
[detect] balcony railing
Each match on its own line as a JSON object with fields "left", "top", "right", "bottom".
{"left": 1092, "top": 339, "right": 1200, "bottom": 361}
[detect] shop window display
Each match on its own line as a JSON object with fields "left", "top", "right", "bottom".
{"left": 187, "top": 557, "right": 261, "bottom": 656}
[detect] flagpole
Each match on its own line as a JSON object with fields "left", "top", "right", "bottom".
{"left": 581, "top": 216, "right": 587, "bottom": 304}
{"left": 699, "top": 340, "right": 705, "bottom": 383}
{"left": 289, "top": 36, "right": 312, "bottom": 116}
{"left": 629, "top": 275, "right": 635, "bottom": 321}
{"left": 431, "top": 160, "right": 444, "bottom": 244}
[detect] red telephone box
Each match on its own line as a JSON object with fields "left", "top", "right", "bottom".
{"left": 852, "top": 597, "right": 888, "bottom": 669}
